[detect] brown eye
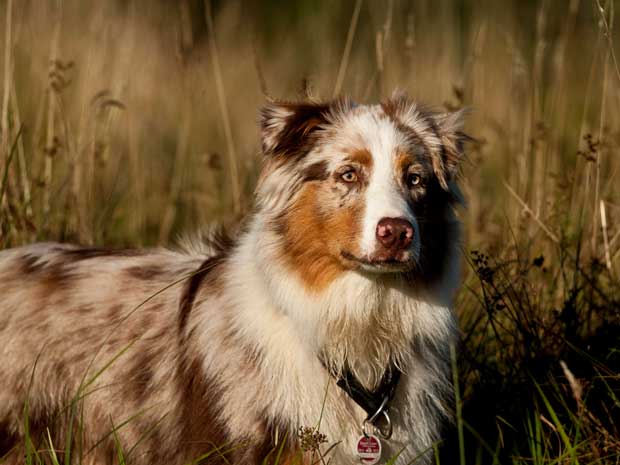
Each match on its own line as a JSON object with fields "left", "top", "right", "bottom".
{"left": 407, "top": 173, "right": 422, "bottom": 188}
{"left": 340, "top": 169, "right": 358, "bottom": 183}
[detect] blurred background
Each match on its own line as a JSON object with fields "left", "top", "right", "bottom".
{"left": 0, "top": 0, "right": 619, "bottom": 463}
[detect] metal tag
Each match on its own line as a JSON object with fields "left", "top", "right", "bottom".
{"left": 356, "top": 434, "right": 382, "bottom": 464}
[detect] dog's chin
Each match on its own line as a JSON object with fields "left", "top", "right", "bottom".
{"left": 340, "top": 250, "right": 416, "bottom": 274}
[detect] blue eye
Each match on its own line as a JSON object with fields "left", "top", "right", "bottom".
{"left": 407, "top": 173, "right": 421, "bottom": 187}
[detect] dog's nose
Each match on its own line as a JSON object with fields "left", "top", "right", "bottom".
{"left": 376, "top": 218, "right": 414, "bottom": 250}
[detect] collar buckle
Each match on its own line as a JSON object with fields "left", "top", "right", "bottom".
{"left": 363, "top": 396, "right": 393, "bottom": 439}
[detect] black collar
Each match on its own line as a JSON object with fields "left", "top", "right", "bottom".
{"left": 327, "top": 362, "right": 402, "bottom": 435}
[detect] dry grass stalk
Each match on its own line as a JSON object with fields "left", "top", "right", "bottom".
{"left": 204, "top": 0, "right": 240, "bottom": 215}
{"left": 503, "top": 181, "right": 560, "bottom": 244}
{"left": 333, "top": 0, "right": 362, "bottom": 98}
{"left": 43, "top": 6, "right": 62, "bottom": 222}
{"left": 1, "top": 0, "right": 13, "bottom": 159}
{"left": 600, "top": 200, "right": 613, "bottom": 272}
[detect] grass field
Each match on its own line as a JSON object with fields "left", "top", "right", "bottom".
{"left": 0, "top": 0, "right": 619, "bottom": 463}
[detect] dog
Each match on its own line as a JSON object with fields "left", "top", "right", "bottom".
{"left": 0, "top": 92, "right": 466, "bottom": 465}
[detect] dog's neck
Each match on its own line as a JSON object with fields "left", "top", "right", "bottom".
{"left": 238, "top": 217, "right": 454, "bottom": 391}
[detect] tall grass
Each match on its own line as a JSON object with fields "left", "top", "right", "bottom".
{"left": 0, "top": 0, "right": 619, "bottom": 463}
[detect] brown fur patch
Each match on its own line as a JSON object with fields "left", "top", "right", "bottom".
{"left": 378, "top": 96, "right": 401, "bottom": 121}
{"left": 17, "top": 255, "right": 78, "bottom": 294}
{"left": 178, "top": 255, "right": 226, "bottom": 335}
{"left": 124, "top": 265, "right": 165, "bottom": 280}
{"left": 60, "top": 247, "right": 146, "bottom": 261}
{"left": 107, "top": 304, "right": 124, "bottom": 322}
{"left": 131, "top": 352, "right": 155, "bottom": 401}
{"left": 261, "top": 102, "right": 332, "bottom": 159}
{"left": 278, "top": 184, "right": 363, "bottom": 292}
{"left": 19, "top": 254, "right": 48, "bottom": 274}
{"left": 346, "top": 148, "right": 373, "bottom": 169}
{"left": 395, "top": 150, "right": 413, "bottom": 183}
{"left": 175, "top": 355, "right": 231, "bottom": 463}
{"left": 302, "top": 161, "right": 329, "bottom": 182}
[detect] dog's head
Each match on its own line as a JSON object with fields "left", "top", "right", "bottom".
{"left": 256, "top": 92, "right": 467, "bottom": 292}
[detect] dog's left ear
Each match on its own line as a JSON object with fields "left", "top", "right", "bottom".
{"left": 259, "top": 101, "right": 332, "bottom": 158}
{"left": 433, "top": 109, "right": 469, "bottom": 188}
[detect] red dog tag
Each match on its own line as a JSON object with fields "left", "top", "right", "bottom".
{"left": 356, "top": 434, "right": 382, "bottom": 464}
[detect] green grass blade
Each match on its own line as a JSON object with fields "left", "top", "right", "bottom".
{"left": 451, "top": 344, "right": 466, "bottom": 465}
{"left": 533, "top": 380, "right": 579, "bottom": 465}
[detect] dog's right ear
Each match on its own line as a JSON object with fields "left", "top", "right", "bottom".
{"left": 259, "top": 101, "right": 332, "bottom": 158}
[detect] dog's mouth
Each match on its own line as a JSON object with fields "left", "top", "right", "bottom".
{"left": 340, "top": 250, "right": 415, "bottom": 272}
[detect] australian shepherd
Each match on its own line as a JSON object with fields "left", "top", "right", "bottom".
{"left": 0, "top": 92, "right": 466, "bottom": 465}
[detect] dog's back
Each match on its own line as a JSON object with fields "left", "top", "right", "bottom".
{"left": 0, "top": 243, "right": 216, "bottom": 464}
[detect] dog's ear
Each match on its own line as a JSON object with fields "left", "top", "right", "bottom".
{"left": 433, "top": 109, "right": 470, "bottom": 187}
{"left": 259, "top": 101, "right": 332, "bottom": 158}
